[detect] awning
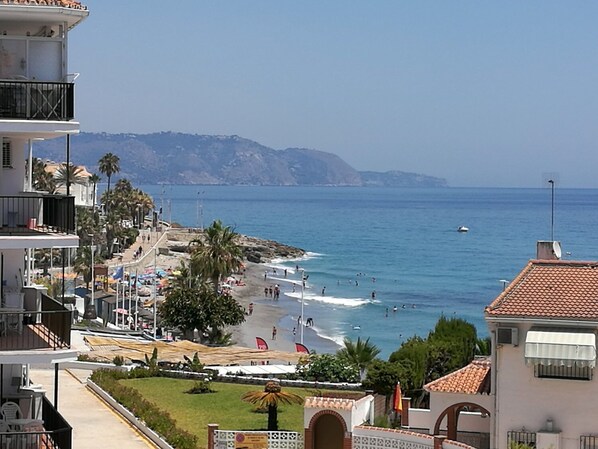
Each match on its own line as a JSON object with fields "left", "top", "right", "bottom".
{"left": 525, "top": 330, "right": 597, "bottom": 368}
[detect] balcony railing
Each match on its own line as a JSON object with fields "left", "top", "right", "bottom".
{"left": 507, "top": 431, "right": 536, "bottom": 448}
{"left": 0, "top": 80, "right": 74, "bottom": 121}
{"left": 0, "top": 294, "right": 71, "bottom": 351}
{"left": 581, "top": 435, "right": 598, "bottom": 449}
{"left": 0, "top": 194, "right": 75, "bottom": 234}
{"left": 0, "top": 397, "right": 72, "bottom": 449}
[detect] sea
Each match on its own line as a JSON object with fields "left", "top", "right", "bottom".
{"left": 138, "top": 185, "right": 598, "bottom": 358}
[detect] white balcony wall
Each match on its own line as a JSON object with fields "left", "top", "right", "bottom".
{"left": 1, "top": 36, "right": 64, "bottom": 81}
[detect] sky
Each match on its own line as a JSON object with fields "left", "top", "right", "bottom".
{"left": 69, "top": 1, "right": 598, "bottom": 188}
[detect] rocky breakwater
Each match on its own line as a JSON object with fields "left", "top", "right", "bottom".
{"left": 165, "top": 230, "right": 305, "bottom": 263}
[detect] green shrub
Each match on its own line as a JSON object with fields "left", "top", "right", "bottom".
{"left": 90, "top": 369, "right": 198, "bottom": 449}
{"left": 113, "top": 355, "right": 125, "bottom": 366}
{"left": 185, "top": 379, "right": 214, "bottom": 394}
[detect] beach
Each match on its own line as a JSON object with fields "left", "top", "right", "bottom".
{"left": 110, "top": 228, "right": 339, "bottom": 355}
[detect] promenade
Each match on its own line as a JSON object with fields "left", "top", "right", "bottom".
{"left": 30, "top": 368, "right": 156, "bottom": 449}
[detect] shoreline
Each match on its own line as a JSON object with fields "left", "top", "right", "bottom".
{"left": 131, "top": 230, "right": 340, "bottom": 356}
{"left": 228, "top": 261, "right": 341, "bottom": 355}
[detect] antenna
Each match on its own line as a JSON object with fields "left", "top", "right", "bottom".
{"left": 548, "top": 179, "right": 555, "bottom": 241}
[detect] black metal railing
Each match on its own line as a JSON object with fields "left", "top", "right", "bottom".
{"left": 0, "top": 295, "right": 71, "bottom": 351}
{"left": 581, "top": 435, "right": 598, "bottom": 449}
{"left": 507, "top": 430, "right": 536, "bottom": 448}
{"left": 0, "top": 397, "right": 71, "bottom": 449}
{"left": 0, "top": 194, "right": 75, "bottom": 234}
{"left": 0, "top": 81, "right": 74, "bottom": 121}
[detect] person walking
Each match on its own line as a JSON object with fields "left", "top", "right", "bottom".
{"left": 272, "top": 326, "right": 277, "bottom": 340}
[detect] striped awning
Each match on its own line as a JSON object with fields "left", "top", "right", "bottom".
{"left": 525, "top": 330, "right": 597, "bottom": 368}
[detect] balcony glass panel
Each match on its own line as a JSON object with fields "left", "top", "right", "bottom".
{"left": 0, "top": 81, "right": 74, "bottom": 121}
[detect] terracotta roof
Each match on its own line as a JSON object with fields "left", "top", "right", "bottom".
{"left": 1, "top": 0, "right": 87, "bottom": 10}
{"left": 485, "top": 260, "right": 598, "bottom": 321}
{"left": 424, "top": 358, "right": 491, "bottom": 395}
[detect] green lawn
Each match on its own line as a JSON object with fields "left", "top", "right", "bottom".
{"left": 122, "top": 378, "right": 319, "bottom": 447}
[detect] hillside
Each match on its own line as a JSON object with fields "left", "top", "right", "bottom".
{"left": 34, "top": 132, "right": 447, "bottom": 187}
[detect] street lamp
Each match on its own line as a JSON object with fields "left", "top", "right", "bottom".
{"left": 83, "top": 234, "right": 97, "bottom": 319}
{"left": 499, "top": 279, "right": 509, "bottom": 291}
{"left": 300, "top": 269, "right": 306, "bottom": 344}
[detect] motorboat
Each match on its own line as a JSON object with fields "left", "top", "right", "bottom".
{"left": 457, "top": 226, "right": 469, "bottom": 233}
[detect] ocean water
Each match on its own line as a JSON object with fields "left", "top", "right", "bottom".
{"left": 139, "top": 185, "right": 598, "bottom": 358}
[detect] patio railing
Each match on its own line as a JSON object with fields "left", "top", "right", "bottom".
{"left": 0, "top": 81, "right": 74, "bottom": 121}
{"left": 507, "top": 430, "right": 536, "bottom": 448}
{"left": 0, "top": 294, "right": 71, "bottom": 351}
{"left": 0, "top": 397, "right": 72, "bottom": 449}
{"left": 0, "top": 194, "right": 75, "bottom": 234}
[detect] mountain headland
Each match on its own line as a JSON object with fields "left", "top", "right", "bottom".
{"left": 34, "top": 132, "right": 447, "bottom": 187}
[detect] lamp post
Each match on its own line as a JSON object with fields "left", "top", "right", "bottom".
{"left": 83, "top": 234, "right": 97, "bottom": 320}
{"left": 153, "top": 248, "right": 157, "bottom": 339}
{"left": 300, "top": 269, "right": 305, "bottom": 344}
{"left": 499, "top": 279, "right": 508, "bottom": 291}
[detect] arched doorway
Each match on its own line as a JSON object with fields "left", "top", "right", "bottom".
{"left": 433, "top": 402, "right": 491, "bottom": 448}
{"left": 314, "top": 414, "right": 343, "bottom": 449}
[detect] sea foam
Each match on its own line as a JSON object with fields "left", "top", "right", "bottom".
{"left": 284, "top": 291, "right": 370, "bottom": 307}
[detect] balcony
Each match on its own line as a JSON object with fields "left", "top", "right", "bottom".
{"left": 0, "top": 294, "right": 71, "bottom": 351}
{"left": 507, "top": 430, "right": 536, "bottom": 448}
{"left": 0, "top": 81, "right": 74, "bottom": 121}
{"left": 0, "top": 194, "right": 75, "bottom": 236}
{"left": 0, "top": 396, "right": 72, "bottom": 449}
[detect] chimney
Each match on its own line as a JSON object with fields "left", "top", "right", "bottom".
{"left": 536, "top": 241, "right": 562, "bottom": 260}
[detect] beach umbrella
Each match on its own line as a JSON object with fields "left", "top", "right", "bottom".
{"left": 114, "top": 308, "right": 129, "bottom": 315}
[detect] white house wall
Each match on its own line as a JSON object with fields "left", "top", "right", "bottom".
{"left": 428, "top": 392, "right": 492, "bottom": 434}
{"left": 493, "top": 322, "right": 598, "bottom": 449}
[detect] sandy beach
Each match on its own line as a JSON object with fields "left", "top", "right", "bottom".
{"left": 107, "top": 228, "right": 339, "bottom": 355}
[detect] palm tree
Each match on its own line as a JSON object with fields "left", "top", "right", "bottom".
{"left": 31, "top": 158, "right": 56, "bottom": 193}
{"left": 54, "top": 163, "right": 87, "bottom": 188}
{"left": 189, "top": 220, "right": 243, "bottom": 293}
{"left": 241, "top": 381, "right": 303, "bottom": 431}
{"left": 89, "top": 173, "right": 101, "bottom": 212}
{"left": 337, "top": 337, "right": 381, "bottom": 381}
{"left": 98, "top": 153, "right": 120, "bottom": 211}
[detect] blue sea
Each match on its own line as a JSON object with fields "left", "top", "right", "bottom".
{"left": 139, "top": 186, "right": 598, "bottom": 358}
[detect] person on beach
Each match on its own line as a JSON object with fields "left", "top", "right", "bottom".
{"left": 248, "top": 303, "right": 254, "bottom": 315}
{"left": 393, "top": 306, "right": 398, "bottom": 312}
{"left": 306, "top": 317, "right": 314, "bottom": 327}
{"left": 269, "top": 286, "right": 273, "bottom": 297}
{"left": 284, "top": 269, "right": 287, "bottom": 278}
{"left": 272, "top": 326, "right": 277, "bottom": 340}
{"left": 292, "top": 327, "right": 296, "bottom": 337}
{"left": 371, "top": 290, "right": 376, "bottom": 300}
{"left": 321, "top": 286, "right": 326, "bottom": 296}
{"left": 264, "top": 287, "right": 268, "bottom": 298}
{"left": 385, "top": 307, "right": 388, "bottom": 317}
{"left": 264, "top": 271, "right": 267, "bottom": 280}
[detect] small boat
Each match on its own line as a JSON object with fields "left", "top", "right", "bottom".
{"left": 457, "top": 226, "right": 469, "bottom": 233}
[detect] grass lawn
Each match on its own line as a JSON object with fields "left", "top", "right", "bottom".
{"left": 122, "top": 378, "right": 325, "bottom": 447}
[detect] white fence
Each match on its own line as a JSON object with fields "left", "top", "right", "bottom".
{"left": 214, "top": 430, "right": 304, "bottom": 449}
{"left": 352, "top": 427, "right": 435, "bottom": 449}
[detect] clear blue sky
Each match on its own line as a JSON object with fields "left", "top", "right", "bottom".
{"left": 70, "top": 1, "right": 598, "bottom": 187}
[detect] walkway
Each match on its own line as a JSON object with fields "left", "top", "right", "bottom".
{"left": 105, "top": 228, "right": 170, "bottom": 270}
{"left": 30, "top": 368, "right": 156, "bottom": 449}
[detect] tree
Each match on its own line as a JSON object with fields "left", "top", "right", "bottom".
{"left": 159, "top": 283, "right": 245, "bottom": 342}
{"left": 295, "top": 353, "right": 359, "bottom": 383}
{"left": 31, "top": 158, "right": 56, "bottom": 193}
{"left": 89, "top": 173, "right": 101, "bottom": 212}
{"left": 54, "top": 163, "right": 87, "bottom": 188}
{"left": 73, "top": 245, "right": 104, "bottom": 289}
{"left": 189, "top": 220, "right": 243, "bottom": 293}
{"left": 241, "top": 381, "right": 303, "bottom": 431}
{"left": 98, "top": 152, "right": 120, "bottom": 211}
{"left": 337, "top": 337, "right": 381, "bottom": 381}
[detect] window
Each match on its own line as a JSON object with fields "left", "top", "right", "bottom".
{"left": 534, "top": 363, "right": 592, "bottom": 381}
{"left": 2, "top": 139, "right": 12, "bottom": 168}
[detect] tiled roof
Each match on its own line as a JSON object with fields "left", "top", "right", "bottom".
{"left": 304, "top": 396, "right": 355, "bottom": 411}
{"left": 424, "top": 358, "right": 491, "bottom": 395}
{"left": 485, "top": 260, "right": 598, "bottom": 320}
{"left": 2, "top": 0, "right": 87, "bottom": 10}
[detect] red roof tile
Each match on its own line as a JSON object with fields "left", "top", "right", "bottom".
{"left": 485, "top": 260, "right": 598, "bottom": 320}
{"left": 425, "top": 358, "right": 491, "bottom": 395}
